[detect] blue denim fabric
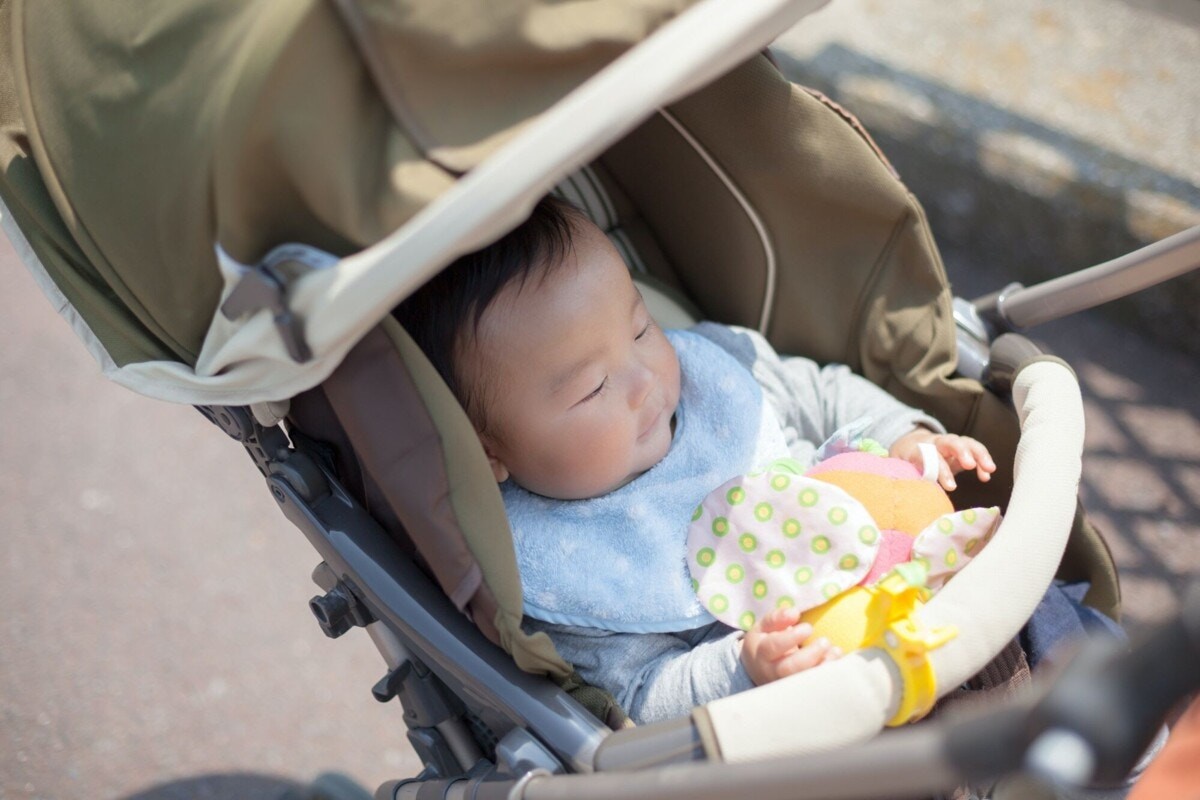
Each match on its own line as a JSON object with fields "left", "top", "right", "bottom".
{"left": 1020, "top": 580, "right": 1126, "bottom": 670}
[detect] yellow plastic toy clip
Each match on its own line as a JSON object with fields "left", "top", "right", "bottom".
{"left": 800, "top": 566, "right": 929, "bottom": 653}
{"left": 800, "top": 565, "right": 958, "bottom": 725}
{"left": 880, "top": 610, "right": 958, "bottom": 727}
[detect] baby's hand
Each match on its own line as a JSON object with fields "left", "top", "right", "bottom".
{"left": 890, "top": 429, "right": 996, "bottom": 492}
{"left": 739, "top": 607, "right": 841, "bottom": 686}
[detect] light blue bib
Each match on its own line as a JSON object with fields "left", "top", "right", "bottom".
{"left": 504, "top": 329, "right": 789, "bottom": 633}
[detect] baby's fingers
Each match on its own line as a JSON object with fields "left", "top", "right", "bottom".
{"left": 939, "top": 436, "right": 997, "bottom": 486}
{"left": 935, "top": 455, "right": 957, "bottom": 492}
{"left": 754, "top": 622, "right": 814, "bottom": 662}
{"left": 938, "top": 435, "right": 977, "bottom": 470}
{"left": 760, "top": 605, "right": 802, "bottom": 633}
{"left": 964, "top": 439, "right": 997, "bottom": 482}
{"left": 774, "top": 637, "right": 839, "bottom": 678}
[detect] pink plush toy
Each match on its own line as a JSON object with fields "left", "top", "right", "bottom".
{"left": 687, "top": 452, "right": 1001, "bottom": 635}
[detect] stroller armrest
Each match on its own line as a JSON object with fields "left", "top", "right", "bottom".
{"left": 693, "top": 359, "right": 1084, "bottom": 763}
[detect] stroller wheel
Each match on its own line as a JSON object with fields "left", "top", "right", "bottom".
{"left": 290, "top": 772, "right": 373, "bottom": 800}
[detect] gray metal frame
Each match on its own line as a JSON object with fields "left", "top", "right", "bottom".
{"left": 973, "top": 224, "right": 1200, "bottom": 333}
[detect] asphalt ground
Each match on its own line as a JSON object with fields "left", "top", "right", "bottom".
{"left": 3, "top": 3, "right": 1199, "bottom": 798}
{"left": 0, "top": 239, "right": 420, "bottom": 797}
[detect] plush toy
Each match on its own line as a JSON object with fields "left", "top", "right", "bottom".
{"left": 687, "top": 449, "right": 1002, "bottom": 653}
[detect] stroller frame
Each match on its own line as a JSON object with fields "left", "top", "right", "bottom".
{"left": 198, "top": 203, "right": 1200, "bottom": 796}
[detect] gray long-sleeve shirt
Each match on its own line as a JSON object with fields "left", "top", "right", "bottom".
{"left": 522, "top": 322, "right": 945, "bottom": 724}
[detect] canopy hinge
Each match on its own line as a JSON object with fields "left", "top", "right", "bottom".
{"left": 220, "top": 262, "right": 312, "bottom": 363}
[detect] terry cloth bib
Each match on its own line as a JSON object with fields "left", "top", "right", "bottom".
{"left": 504, "top": 329, "right": 789, "bottom": 633}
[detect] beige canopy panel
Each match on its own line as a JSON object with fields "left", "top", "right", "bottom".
{"left": 0, "top": 0, "right": 828, "bottom": 405}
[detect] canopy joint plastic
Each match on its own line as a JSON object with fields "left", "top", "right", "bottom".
{"left": 220, "top": 262, "right": 313, "bottom": 363}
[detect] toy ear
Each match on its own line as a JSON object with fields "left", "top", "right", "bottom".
{"left": 687, "top": 471, "right": 880, "bottom": 629}
{"left": 911, "top": 507, "right": 1002, "bottom": 590}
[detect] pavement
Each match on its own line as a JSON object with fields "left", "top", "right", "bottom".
{"left": 0, "top": 241, "right": 421, "bottom": 798}
{"left": 2, "top": 3, "right": 1199, "bottom": 799}
{"left": 772, "top": 0, "right": 1200, "bottom": 358}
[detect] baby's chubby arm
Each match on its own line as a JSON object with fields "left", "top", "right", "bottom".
{"left": 889, "top": 428, "right": 996, "bottom": 492}
{"left": 739, "top": 607, "right": 840, "bottom": 685}
{"left": 524, "top": 617, "right": 762, "bottom": 724}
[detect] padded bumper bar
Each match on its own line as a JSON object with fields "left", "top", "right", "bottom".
{"left": 691, "top": 358, "right": 1084, "bottom": 762}
{"left": 388, "top": 583, "right": 1200, "bottom": 799}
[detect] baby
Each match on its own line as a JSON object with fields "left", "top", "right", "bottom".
{"left": 394, "top": 196, "right": 995, "bottom": 723}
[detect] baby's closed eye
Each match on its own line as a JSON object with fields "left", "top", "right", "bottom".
{"left": 580, "top": 378, "right": 609, "bottom": 404}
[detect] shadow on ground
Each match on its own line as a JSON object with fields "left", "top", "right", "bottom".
{"left": 119, "top": 771, "right": 372, "bottom": 800}
{"left": 773, "top": 44, "right": 1200, "bottom": 360}
{"left": 119, "top": 774, "right": 305, "bottom": 800}
{"left": 943, "top": 241, "right": 1200, "bottom": 635}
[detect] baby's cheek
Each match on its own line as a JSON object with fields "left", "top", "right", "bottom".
{"left": 555, "top": 421, "right": 637, "bottom": 491}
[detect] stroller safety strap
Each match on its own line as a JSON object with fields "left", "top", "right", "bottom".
{"left": 694, "top": 359, "right": 1084, "bottom": 763}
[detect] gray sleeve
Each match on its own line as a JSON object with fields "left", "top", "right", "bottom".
{"left": 523, "top": 618, "right": 755, "bottom": 725}
{"left": 689, "top": 322, "right": 944, "bottom": 463}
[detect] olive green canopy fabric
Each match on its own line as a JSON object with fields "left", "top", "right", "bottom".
{"left": 0, "top": 0, "right": 179, "bottom": 367}
{"left": 1, "top": 0, "right": 693, "bottom": 365}
{"left": 2, "top": 0, "right": 822, "bottom": 404}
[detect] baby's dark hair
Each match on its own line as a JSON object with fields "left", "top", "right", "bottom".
{"left": 392, "top": 195, "right": 588, "bottom": 429}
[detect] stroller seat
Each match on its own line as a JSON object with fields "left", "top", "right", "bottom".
{"left": 283, "top": 135, "right": 1103, "bottom": 768}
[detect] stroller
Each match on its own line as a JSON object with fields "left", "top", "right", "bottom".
{"left": 2, "top": 0, "right": 1197, "bottom": 797}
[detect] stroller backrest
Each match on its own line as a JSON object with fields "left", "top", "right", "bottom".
{"left": 286, "top": 162, "right": 703, "bottom": 683}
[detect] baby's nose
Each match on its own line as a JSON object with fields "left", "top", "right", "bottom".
{"left": 628, "top": 364, "right": 654, "bottom": 408}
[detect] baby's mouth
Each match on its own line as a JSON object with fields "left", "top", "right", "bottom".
{"left": 638, "top": 404, "right": 666, "bottom": 442}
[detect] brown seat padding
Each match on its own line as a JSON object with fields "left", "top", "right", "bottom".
{"left": 290, "top": 326, "right": 491, "bottom": 630}
{"left": 289, "top": 320, "right": 574, "bottom": 680}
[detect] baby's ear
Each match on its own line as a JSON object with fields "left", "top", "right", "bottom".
{"left": 479, "top": 437, "right": 510, "bottom": 483}
{"left": 486, "top": 453, "right": 510, "bottom": 484}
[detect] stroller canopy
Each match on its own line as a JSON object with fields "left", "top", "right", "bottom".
{"left": 0, "top": 0, "right": 824, "bottom": 404}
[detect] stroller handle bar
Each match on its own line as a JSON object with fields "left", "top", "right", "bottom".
{"left": 974, "top": 223, "right": 1200, "bottom": 333}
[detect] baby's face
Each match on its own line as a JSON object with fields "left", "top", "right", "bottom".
{"left": 463, "top": 219, "right": 681, "bottom": 500}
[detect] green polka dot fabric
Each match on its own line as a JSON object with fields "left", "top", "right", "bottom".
{"left": 687, "top": 468, "right": 880, "bottom": 629}
{"left": 911, "top": 506, "right": 1002, "bottom": 591}
{"left": 687, "top": 464, "right": 1004, "bottom": 630}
